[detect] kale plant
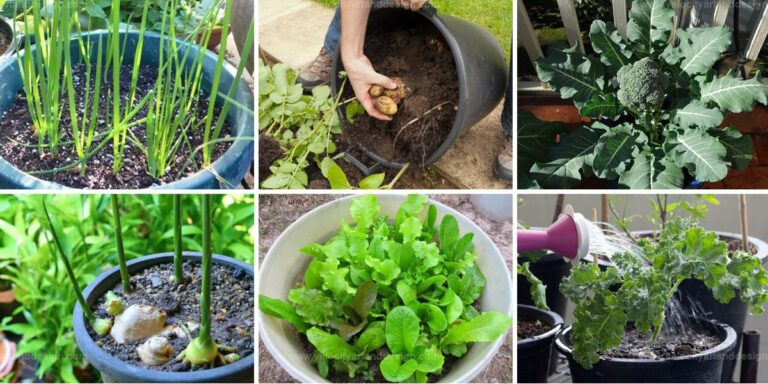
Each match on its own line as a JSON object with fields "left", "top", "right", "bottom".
{"left": 520, "top": 0, "right": 768, "bottom": 189}
{"left": 259, "top": 195, "right": 512, "bottom": 382}
{"left": 560, "top": 218, "right": 768, "bottom": 368}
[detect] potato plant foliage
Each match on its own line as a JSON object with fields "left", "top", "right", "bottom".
{"left": 520, "top": 0, "right": 768, "bottom": 189}
{"left": 259, "top": 195, "right": 512, "bottom": 382}
{"left": 561, "top": 218, "right": 768, "bottom": 369}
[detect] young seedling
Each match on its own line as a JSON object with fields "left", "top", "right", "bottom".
{"left": 111, "top": 195, "right": 131, "bottom": 293}
{"left": 177, "top": 195, "right": 239, "bottom": 367}
{"left": 42, "top": 198, "right": 112, "bottom": 336}
{"left": 173, "top": 195, "right": 184, "bottom": 284}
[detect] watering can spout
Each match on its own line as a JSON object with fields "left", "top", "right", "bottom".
{"left": 518, "top": 205, "right": 590, "bottom": 260}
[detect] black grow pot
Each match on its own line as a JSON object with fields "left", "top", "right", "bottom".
{"left": 556, "top": 319, "right": 737, "bottom": 383}
{"left": 73, "top": 252, "right": 254, "bottom": 383}
{"left": 518, "top": 252, "right": 571, "bottom": 317}
{"left": 633, "top": 230, "right": 768, "bottom": 382}
{"left": 517, "top": 304, "right": 563, "bottom": 383}
{"left": 330, "top": 2, "right": 507, "bottom": 170}
{"left": 0, "top": 31, "right": 254, "bottom": 189}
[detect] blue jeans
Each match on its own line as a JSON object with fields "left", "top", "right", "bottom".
{"left": 323, "top": 0, "right": 394, "bottom": 54}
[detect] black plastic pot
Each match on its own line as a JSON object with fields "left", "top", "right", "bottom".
{"left": 330, "top": 2, "right": 507, "bottom": 171}
{"left": 517, "top": 304, "right": 563, "bottom": 383}
{"left": 556, "top": 318, "right": 737, "bottom": 383}
{"left": 0, "top": 31, "right": 254, "bottom": 189}
{"left": 0, "top": 16, "right": 15, "bottom": 62}
{"left": 518, "top": 252, "right": 571, "bottom": 317}
{"left": 73, "top": 252, "right": 254, "bottom": 383}
{"left": 633, "top": 230, "right": 768, "bottom": 382}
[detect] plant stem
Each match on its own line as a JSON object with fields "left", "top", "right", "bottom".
{"left": 200, "top": 194, "right": 213, "bottom": 344}
{"left": 174, "top": 195, "right": 184, "bottom": 284}
{"left": 111, "top": 195, "right": 131, "bottom": 293}
{"left": 42, "top": 198, "right": 96, "bottom": 321}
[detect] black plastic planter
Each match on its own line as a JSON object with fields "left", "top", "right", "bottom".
{"left": 633, "top": 230, "right": 768, "bottom": 382}
{"left": 0, "top": 16, "right": 15, "bottom": 62}
{"left": 518, "top": 252, "right": 571, "bottom": 317}
{"left": 556, "top": 319, "right": 737, "bottom": 383}
{"left": 330, "top": 3, "right": 507, "bottom": 170}
{"left": 0, "top": 31, "right": 254, "bottom": 189}
{"left": 73, "top": 252, "right": 254, "bottom": 383}
{"left": 517, "top": 304, "right": 563, "bottom": 383}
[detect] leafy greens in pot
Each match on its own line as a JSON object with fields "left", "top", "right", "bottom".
{"left": 259, "top": 195, "right": 512, "bottom": 382}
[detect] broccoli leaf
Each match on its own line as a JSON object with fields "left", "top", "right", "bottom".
{"left": 592, "top": 124, "right": 644, "bottom": 179}
{"left": 536, "top": 49, "right": 606, "bottom": 108}
{"left": 700, "top": 71, "right": 768, "bottom": 113}
{"left": 678, "top": 27, "right": 732, "bottom": 76}
{"left": 627, "top": 0, "right": 675, "bottom": 52}
{"left": 589, "top": 20, "right": 632, "bottom": 72}
{"left": 671, "top": 100, "right": 724, "bottom": 129}
{"left": 667, "top": 128, "right": 728, "bottom": 182}
{"left": 619, "top": 148, "right": 683, "bottom": 189}
{"left": 530, "top": 124, "right": 602, "bottom": 188}
{"left": 709, "top": 126, "right": 753, "bottom": 170}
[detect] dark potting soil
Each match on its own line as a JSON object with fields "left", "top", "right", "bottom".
{"left": 87, "top": 261, "right": 254, "bottom": 372}
{"left": 724, "top": 237, "right": 758, "bottom": 256}
{"left": 0, "top": 64, "right": 231, "bottom": 189}
{"left": 0, "top": 31, "right": 9, "bottom": 55}
{"left": 258, "top": 134, "right": 282, "bottom": 181}
{"left": 340, "top": 22, "right": 458, "bottom": 166}
{"left": 517, "top": 318, "right": 552, "bottom": 340}
{"left": 298, "top": 334, "right": 459, "bottom": 383}
{"left": 602, "top": 326, "right": 722, "bottom": 359}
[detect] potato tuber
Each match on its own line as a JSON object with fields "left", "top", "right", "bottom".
{"left": 370, "top": 77, "right": 410, "bottom": 116}
{"left": 375, "top": 96, "right": 398, "bottom": 116}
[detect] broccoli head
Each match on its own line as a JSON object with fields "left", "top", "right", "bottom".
{"left": 616, "top": 58, "right": 670, "bottom": 112}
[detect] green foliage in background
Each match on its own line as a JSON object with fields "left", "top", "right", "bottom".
{"left": 0, "top": 194, "right": 253, "bottom": 383}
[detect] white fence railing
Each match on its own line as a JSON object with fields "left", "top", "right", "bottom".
{"left": 519, "top": 0, "right": 768, "bottom": 90}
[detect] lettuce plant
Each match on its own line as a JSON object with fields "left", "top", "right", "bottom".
{"left": 259, "top": 195, "right": 512, "bottom": 382}
{"left": 521, "top": 0, "right": 768, "bottom": 189}
{"left": 560, "top": 218, "right": 768, "bottom": 368}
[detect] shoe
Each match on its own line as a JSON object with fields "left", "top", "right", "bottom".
{"left": 297, "top": 48, "right": 333, "bottom": 91}
{"left": 494, "top": 135, "right": 513, "bottom": 183}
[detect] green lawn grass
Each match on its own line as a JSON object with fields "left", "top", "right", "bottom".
{"left": 311, "top": 0, "right": 511, "bottom": 60}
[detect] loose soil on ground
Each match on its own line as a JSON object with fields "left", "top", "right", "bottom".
{"left": 339, "top": 21, "right": 458, "bottom": 166}
{"left": 0, "top": 65, "right": 231, "bottom": 189}
{"left": 518, "top": 318, "right": 552, "bottom": 340}
{"left": 88, "top": 261, "right": 254, "bottom": 372}
{"left": 603, "top": 326, "right": 722, "bottom": 359}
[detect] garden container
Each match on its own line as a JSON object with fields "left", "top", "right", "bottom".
{"left": 0, "top": 31, "right": 254, "bottom": 189}
{"left": 633, "top": 230, "right": 768, "bottom": 382}
{"left": 260, "top": 195, "right": 512, "bottom": 383}
{"left": 517, "top": 304, "right": 563, "bottom": 383}
{"left": 556, "top": 318, "right": 737, "bottom": 383}
{"left": 330, "top": 3, "right": 507, "bottom": 170}
{"left": 0, "top": 16, "right": 15, "bottom": 62}
{"left": 73, "top": 252, "right": 254, "bottom": 383}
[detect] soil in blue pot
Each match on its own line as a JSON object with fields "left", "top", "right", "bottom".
{"left": 87, "top": 261, "right": 253, "bottom": 372}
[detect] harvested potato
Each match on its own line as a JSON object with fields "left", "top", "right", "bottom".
{"left": 375, "top": 96, "right": 398, "bottom": 116}
{"left": 384, "top": 77, "right": 408, "bottom": 103}
{"left": 369, "top": 84, "right": 384, "bottom": 97}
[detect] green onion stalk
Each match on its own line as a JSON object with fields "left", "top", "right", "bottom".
{"left": 178, "top": 195, "right": 238, "bottom": 366}
{"left": 42, "top": 198, "right": 112, "bottom": 336}
{"left": 173, "top": 194, "right": 184, "bottom": 284}
{"left": 111, "top": 195, "right": 131, "bottom": 293}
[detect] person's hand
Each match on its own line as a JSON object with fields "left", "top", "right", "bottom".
{"left": 343, "top": 53, "right": 397, "bottom": 121}
{"left": 393, "top": 0, "right": 428, "bottom": 11}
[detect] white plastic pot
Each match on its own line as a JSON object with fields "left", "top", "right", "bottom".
{"left": 259, "top": 195, "right": 513, "bottom": 383}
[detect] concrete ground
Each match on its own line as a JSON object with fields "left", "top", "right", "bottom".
{"left": 258, "top": 194, "right": 513, "bottom": 383}
{"left": 258, "top": 0, "right": 510, "bottom": 189}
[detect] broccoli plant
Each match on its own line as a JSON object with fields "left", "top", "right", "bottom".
{"left": 520, "top": 0, "right": 768, "bottom": 189}
{"left": 560, "top": 218, "right": 768, "bottom": 368}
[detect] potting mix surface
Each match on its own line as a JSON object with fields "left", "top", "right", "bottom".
{"left": 603, "top": 326, "right": 721, "bottom": 359}
{"left": 88, "top": 261, "right": 254, "bottom": 372}
{"left": 517, "top": 318, "right": 552, "bottom": 340}
{"left": 0, "top": 64, "right": 231, "bottom": 189}
{"left": 340, "top": 21, "right": 458, "bottom": 166}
